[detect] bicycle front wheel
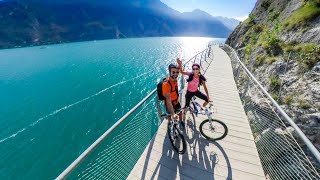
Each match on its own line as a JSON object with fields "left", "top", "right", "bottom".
{"left": 185, "top": 107, "right": 196, "bottom": 122}
{"left": 168, "top": 124, "right": 186, "bottom": 154}
{"left": 199, "top": 119, "right": 228, "bottom": 141}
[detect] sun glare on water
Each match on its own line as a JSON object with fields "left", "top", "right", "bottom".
{"left": 178, "top": 37, "right": 212, "bottom": 61}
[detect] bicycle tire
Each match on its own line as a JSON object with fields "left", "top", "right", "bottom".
{"left": 199, "top": 119, "right": 228, "bottom": 141}
{"left": 184, "top": 107, "right": 196, "bottom": 143}
{"left": 168, "top": 124, "right": 186, "bottom": 154}
{"left": 186, "top": 107, "right": 196, "bottom": 122}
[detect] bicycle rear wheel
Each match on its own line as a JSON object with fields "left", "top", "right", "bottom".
{"left": 199, "top": 119, "right": 228, "bottom": 141}
{"left": 168, "top": 124, "right": 186, "bottom": 154}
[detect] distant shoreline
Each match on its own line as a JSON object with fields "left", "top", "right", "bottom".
{"left": 0, "top": 36, "right": 226, "bottom": 50}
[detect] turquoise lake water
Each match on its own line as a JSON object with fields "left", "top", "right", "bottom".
{"left": 0, "top": 37, "right": 225, "bottom": 179}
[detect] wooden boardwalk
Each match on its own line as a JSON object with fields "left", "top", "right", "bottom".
{"left": 127, "top": 46, "right": 266, "bottom": 180}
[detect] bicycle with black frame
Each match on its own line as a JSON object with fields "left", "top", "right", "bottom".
{"left": 161, "top": 108, "right": 186, "bottom": 154}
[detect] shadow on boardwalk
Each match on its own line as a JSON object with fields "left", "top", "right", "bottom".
{"left": 139, "top": 117, "right": 232, "bottom": 180}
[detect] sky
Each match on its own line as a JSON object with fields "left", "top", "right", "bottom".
{"left": 161, "top": 0, "right": 257, "bottom": 21}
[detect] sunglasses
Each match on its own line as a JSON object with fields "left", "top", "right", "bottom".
{"left": 192, "top": 68, "right": 199, "bottom": 70}
{"left": 171, "top": 71, "right": 179, "bottom": 74}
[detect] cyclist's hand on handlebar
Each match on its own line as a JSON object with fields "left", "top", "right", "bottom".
{"left": 172, "top": 114, "right": 179, "bottom": 120}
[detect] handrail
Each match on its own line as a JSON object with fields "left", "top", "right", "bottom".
{"left": 182, "top": 48, "right": 207, "bottom": 67}
{"left": 56, "top": 89, "right": 157, "bottom": 180}
{"left": 182, "top": 42, "right": 215, "bottom": 68}
{"left": 224, "top": 44, "right": 320, "bottom": 163}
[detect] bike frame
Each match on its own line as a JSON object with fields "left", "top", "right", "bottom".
{"left": 190, "top": 97, "right": 214, "bottom": 120}
{"left": 161, "top": 109, "right": 184, "bottom": 134}
{"left": 162, "top": 108, "right": 186, "bottom": 154}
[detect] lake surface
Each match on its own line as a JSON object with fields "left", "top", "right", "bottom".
{"left": 0, "top": 37, "right": 225, "bottom": 179}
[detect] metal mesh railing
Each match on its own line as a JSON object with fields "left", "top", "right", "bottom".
{"left": 73, "top": 94, "right": 160, "bottom": 179}
{"left": 223, "top": 44, "right": 320, "bottom": 180}
{"left": 180, "top": 46, "right": 213, "bottom": 72}
{"left": 57, "top": 90, "right": 161, "bottom": 179}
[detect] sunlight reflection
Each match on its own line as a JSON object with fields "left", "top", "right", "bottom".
{"left": 178, "top": 37, "right": 212, "bottom": 61}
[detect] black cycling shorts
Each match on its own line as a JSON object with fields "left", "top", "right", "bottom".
{"left": 165, "top": 102, "right": 181, "bottom": 114}
{"left": 185, "top": 90, "right": 208, "bottom": 108}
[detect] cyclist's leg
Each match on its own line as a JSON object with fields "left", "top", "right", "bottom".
{"left": 185, "top": 90, "right": 197, "bottom": 114}
{"left": 194, "top": 90, "right": 209, "bottom": 107}
{"left": 183, "top": 91, "right": 192, "bottom": 120}
{"left": 174, "top": 102, "right": 185, "bottom": 130}
{"left": 184, "top": 91, "right": 194, "bottom": 108}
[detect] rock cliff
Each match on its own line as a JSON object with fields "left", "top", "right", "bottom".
{"left": 226, "top": 0, "right": 320, "bottom": 168}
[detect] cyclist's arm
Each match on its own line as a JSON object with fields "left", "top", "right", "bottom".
{"left": 165, "top": 92, "right": 175, "bottom": 116}
{"left": 177, "top": 58, "right": 188, "bottom": 75}
{"left": 179, "top": 67, "right": 188, "bottom": 76}
{"left": 202, "top": 81, "right": 210, "bottom": 100}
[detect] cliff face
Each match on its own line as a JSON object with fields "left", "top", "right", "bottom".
{"left": 0, "top": 0, "right": 234, "bottom": 49}
{"left": 226, "top": 0, "right": 320, "bottom": 162}
{"left": 227, "top": 0, "right": 320, "bottom": 47}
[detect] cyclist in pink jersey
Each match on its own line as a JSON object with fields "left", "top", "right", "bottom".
{"left": 177, "top": 58, "right": 210, "bottom": 109}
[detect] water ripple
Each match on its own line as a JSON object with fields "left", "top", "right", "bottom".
{"left": 0, "top": 70, "right": 153, "bottom": 143}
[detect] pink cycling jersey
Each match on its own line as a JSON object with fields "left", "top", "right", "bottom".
{"left": 186, "top": 72, "right": 199, "bottom": 92}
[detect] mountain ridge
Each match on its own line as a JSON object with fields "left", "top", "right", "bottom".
{"left": 0, "top": 0, "right": 238, "bottom": 49}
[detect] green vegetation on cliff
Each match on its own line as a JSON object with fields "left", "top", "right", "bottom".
{"left": 284, "top": 0, "right": 320, "bottom": 30}
{"left": 235, "top": 0, "right": 320, "bottom": 71}
{"left": 282, "top": 43, "right": 320, "bottom": 71}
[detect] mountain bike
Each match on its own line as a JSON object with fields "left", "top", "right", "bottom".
{"left": 161, "top": 109, "right": 186, "bottom": 154}
{"left": 188, "top": 97, "right": 228, "bottom": 141}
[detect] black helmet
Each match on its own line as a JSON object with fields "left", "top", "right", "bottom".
{"left": 168, "top": 64, "right": 178, "bottom": 72}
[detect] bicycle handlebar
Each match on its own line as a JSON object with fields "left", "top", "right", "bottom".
{"left": 161, "top": 108, "right": 185, "bottom": 118}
